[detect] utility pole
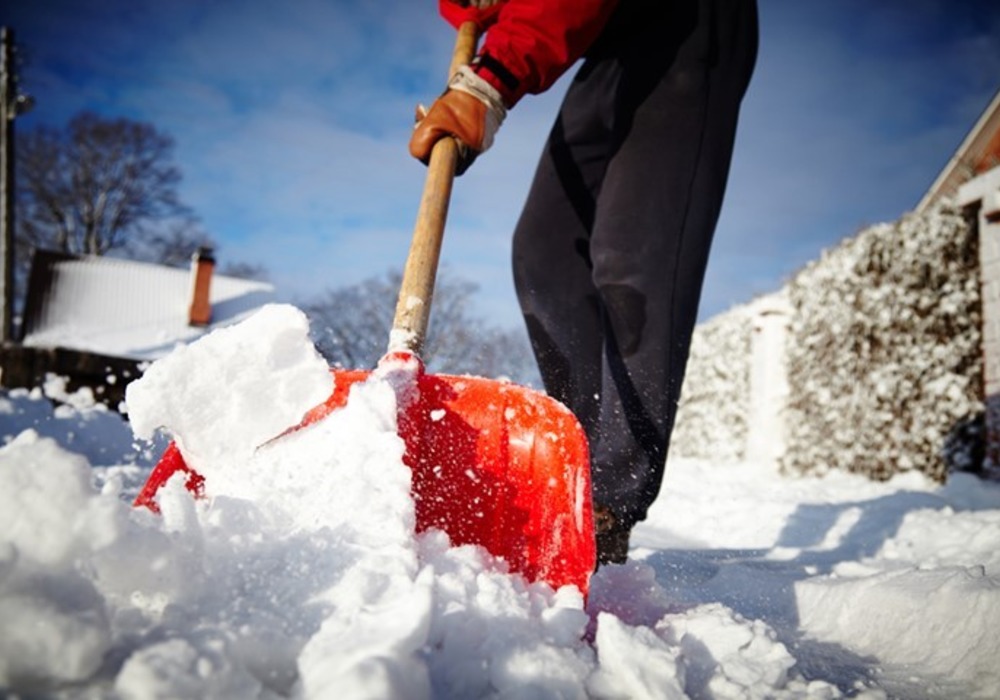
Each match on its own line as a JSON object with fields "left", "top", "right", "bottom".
{"left": 1, "top": 27, "right": 31, "bottom": 344}
{"left": 1, "top": 28, "right": 17, "bottom": 343}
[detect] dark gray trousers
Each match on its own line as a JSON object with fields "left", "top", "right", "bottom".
{"left": 512, "top": 0, "right": 758, "bottom": 527}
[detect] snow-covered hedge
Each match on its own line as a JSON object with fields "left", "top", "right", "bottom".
{"left": 672, "top": 303, "right": 752, "bottom": 462}
{"left": 782, "top": 200, "right": 982, "bottom": 482}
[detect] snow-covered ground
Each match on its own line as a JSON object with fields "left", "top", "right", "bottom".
{"left": 2, "top": 304, "right": 999, "bottom": 699}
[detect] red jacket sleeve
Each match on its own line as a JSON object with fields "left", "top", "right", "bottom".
{"left": 472, "top": 0, "right": 621, "bottom": 107}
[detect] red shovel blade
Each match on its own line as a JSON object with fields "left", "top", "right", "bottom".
{"left": 134, "top": 366, "right": 596, "bottom": 594}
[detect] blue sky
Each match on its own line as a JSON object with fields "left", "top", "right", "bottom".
{"left": 3, "top": 1, "right": 999, "bottom": 330}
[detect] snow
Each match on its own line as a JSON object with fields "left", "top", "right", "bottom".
{"left": 2, "top": 304, "right": 1000, "bottom": 699}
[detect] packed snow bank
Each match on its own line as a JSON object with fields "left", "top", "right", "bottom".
{"left": 795, "top": 503, "right": 1000, "bottom": 694}
{"left": 635, "top": 460, "right": 1000, "bottom": 698}
{"left": 797, "top": 563, "right": 1000, "bottom": 693}
{"left": 1, "top": 303, "right": 999, "bottom": 698}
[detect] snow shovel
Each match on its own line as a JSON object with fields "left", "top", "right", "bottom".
{"left": 134, "top": 21, "right": 597, "bottom": 594}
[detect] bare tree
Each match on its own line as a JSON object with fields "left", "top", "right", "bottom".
{"left": 14, "top": 110, "right": 267, "bottom": 284}
{"left": 302, "top": 269, "right": 539, "bottom": 385}
{"left": 302, "top": 273, "right": 399, "bottom": 370}
{"left": 135, "top": 218, "right": 214, "bottom": 268}
{"left": 16, "top": 111, "right": 189, "bottom": 260}
{"left": 217, "top": 259, "right": 269, "bottom": 281}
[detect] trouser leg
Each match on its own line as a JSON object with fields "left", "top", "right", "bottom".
{"left": 514, "top": 0, "right": 758, "bottom": 528}
{"left": 512, "top": 61, "right": 620, "bottom": 442}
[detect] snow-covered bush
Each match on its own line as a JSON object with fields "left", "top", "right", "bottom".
{"left": 672, "top": 304, "right": 753, "bottom": 462}
{"left": 782, "top": 200, "right": 982, "bottom": 482}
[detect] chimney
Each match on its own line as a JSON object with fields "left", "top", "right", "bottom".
{"left": 188, "top": 246, "right": 215, "bottom": 326}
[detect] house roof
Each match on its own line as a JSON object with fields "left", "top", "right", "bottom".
{"left": 20, "top": 250, "right": 276, "bottom": 361}
{"left": 916, "top": 89, "right": 1000, "bottom": 213}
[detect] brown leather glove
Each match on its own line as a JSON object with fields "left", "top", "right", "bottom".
{"left": 409, "top": 66, "right": 506, "bottom": 175}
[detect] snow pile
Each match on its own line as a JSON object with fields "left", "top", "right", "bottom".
{"left": 0, "top": 374, "right": 161, "bottom": 472}
{"left": 2, "top": 303, "right": 999, "bottom": 698}
{"left": 796, "top": 491, "right": 1000, "bottom": 694}
{"left": 784, "top": 199, "right": 981, "bottom": 482}
{"left": 126, "top": 304, "right": 335, "bottom": 480}
{"left": 797, "top": 561, "right": 999, "bottom": 693}
{"left": 638, "top": 460, "right": 1000, "bottom": 698}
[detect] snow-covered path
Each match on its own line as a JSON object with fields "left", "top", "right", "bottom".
{"left": 627, "top": 459, "right": 1000, "bottom": 699}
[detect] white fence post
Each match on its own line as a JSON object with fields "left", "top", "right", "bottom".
{"left": 746, "top": 294, "right": 792, "bottom": 468}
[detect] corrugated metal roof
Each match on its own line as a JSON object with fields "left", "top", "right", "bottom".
{"left": 21, "top": 252, "right": 276, "bottom": 360}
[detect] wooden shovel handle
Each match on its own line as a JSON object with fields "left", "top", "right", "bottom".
{"left": 388, "top": 21, "right": 480, "bottom": 356}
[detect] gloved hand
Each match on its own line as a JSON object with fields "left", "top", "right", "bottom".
{"left": 409, "top": 65, "right": 507, "bottom": 175}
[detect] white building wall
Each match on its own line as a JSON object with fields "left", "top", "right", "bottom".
{"left": 959, "top": 165, "right": 1000, "bottom": 477}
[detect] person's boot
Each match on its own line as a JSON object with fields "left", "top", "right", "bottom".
{"left": 594, "top": 505, "right": 630, "bottom": 566}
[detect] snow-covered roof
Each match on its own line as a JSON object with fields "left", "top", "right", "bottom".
{"left": 20, "top": 250, "right": 276, "bottom": 360}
